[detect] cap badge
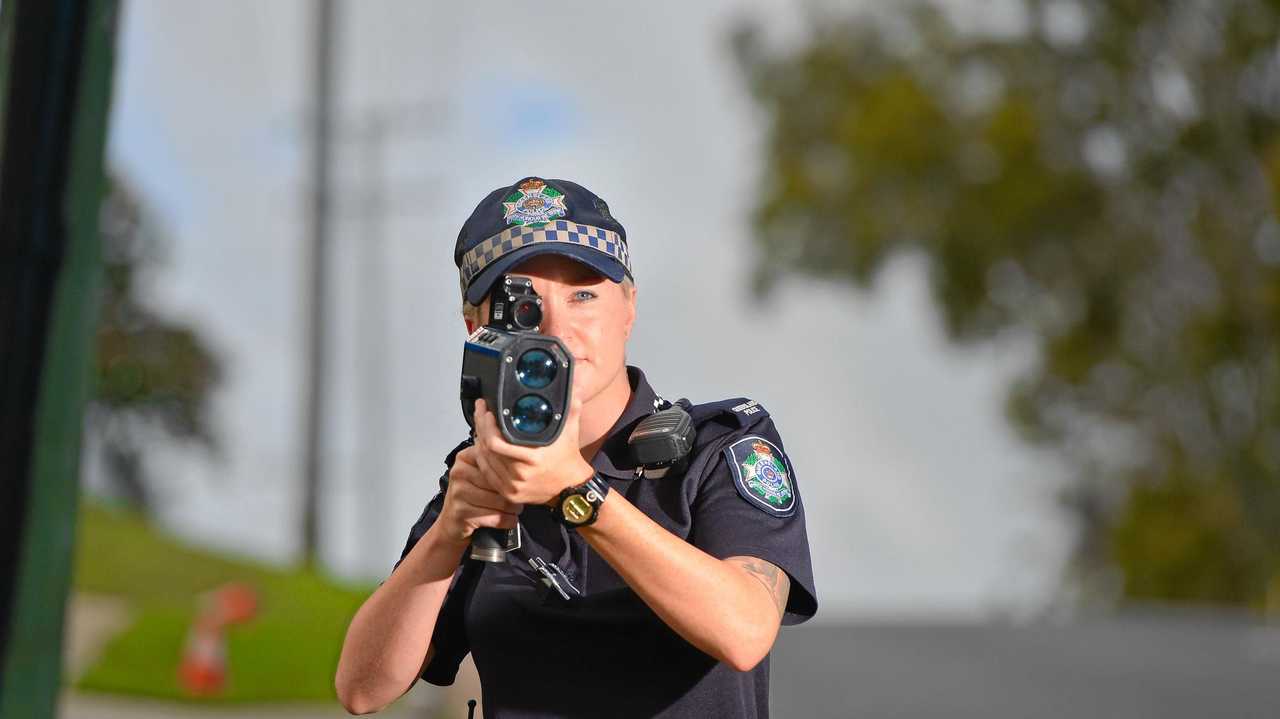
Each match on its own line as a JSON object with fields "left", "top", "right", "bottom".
{"left": 502, "top": 178, "right": 568, "bottom": 227}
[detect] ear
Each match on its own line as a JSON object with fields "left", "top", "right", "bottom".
{"left": 623, "top": 284, "right": 637, "bottom": 340}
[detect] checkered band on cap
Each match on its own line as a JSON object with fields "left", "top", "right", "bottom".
{"left": 458, "top": 220, "right": 631, "bottom": 294}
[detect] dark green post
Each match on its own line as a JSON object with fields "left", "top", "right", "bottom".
{"left": 0, "top": 0, "right": 120, "bottom": 716}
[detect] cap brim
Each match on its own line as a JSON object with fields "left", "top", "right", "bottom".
{"left": 464, "top": 244, "right": 628, "bottom": 305}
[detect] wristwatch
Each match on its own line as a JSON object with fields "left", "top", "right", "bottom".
{"left": 551, "top": 473, "right": 610, "bottom": 528}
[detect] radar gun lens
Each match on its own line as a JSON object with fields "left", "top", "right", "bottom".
{"left": 511, "top": 394, "right": 553, "bottom": 435}
{"left": 516, "top": 348, "right": 557, "bottom": 389}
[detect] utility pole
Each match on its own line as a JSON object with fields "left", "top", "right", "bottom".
{"left": 353, "top": 112, "right": 390, "bottom": 569}
{"left": 300, "top": 0, "right": 335, "bottom": 569}
{"left": 292, "top": 89, "right": 444, "bottom": 573}
{"left": 337, "top": 103, "right": 443, "bottom": 571}
{"left": 290, "top": 0, "right": 445, "bottom": 574}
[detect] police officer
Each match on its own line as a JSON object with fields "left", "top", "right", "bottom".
{"left": 336, "top": 177, "right": 817, "bottom": 718}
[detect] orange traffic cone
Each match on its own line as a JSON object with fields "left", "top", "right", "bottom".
{"left": 178, "top": 624, "right": 227, "bottom": 696}
{"left": 177, "top": 582, "right": 259, "bottom": 697}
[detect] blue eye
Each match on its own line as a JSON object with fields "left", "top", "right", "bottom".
{"left": 573, "top": 290, "right": 596, "bottom": 301}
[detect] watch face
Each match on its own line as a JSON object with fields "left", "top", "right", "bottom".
{"left": 561, "top": 494, "right": 593, "bottom": 524}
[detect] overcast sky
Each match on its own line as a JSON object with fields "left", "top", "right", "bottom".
{"left": 102, "top": 0, "right": 1072, "bottom": 621}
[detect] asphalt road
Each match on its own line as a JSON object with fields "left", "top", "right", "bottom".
{"left": 770, "top": 612, "right": 1280, "bottom": 718}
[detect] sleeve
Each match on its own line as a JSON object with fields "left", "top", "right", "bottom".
{"left": 388, "top": 439, "right": 476, "bottom": 686}
{"left": 689, "top": 416, "right": 818, "bottom": 625}
{"left": 392, "top": 486, "right": 446, "bottom": 573}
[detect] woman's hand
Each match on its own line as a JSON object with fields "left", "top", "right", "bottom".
{"left": 470, "top": 398, "right": 596, "bottom": 507}
{"left": 435, "top": 447, "right": 524, "bottom": 543}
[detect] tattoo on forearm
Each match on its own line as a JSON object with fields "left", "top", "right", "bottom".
{"left": 729, "top": 556, "right": 791, "bottom": 617}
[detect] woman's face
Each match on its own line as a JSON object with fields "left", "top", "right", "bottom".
{"left": 469, "top": 254, "right": 636, "bottom": 406}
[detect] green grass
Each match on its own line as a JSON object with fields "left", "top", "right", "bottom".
{"left": 72, "top": 501, "right": 374, "bottom": 702}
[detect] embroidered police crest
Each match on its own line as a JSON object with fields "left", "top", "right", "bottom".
{"left": 502, "top": 178, "right": 568, "bottom": 227}
{"left": 724, "top": 436, "right": 796, "bottom": 517}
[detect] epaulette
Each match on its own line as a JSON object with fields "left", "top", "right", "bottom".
{"left": 668, "top": 398, "right": 776, "bottom": 489}
{"left": 686, "top": 397, "right": 770, "bottom": 429}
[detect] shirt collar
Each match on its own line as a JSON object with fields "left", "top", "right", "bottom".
{"left": 591, "top": 365, "right": 658, "bottom": 481}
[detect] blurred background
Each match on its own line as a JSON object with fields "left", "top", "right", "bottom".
{"left": 4, "top": 0, "right": 1280, "bottom": 717}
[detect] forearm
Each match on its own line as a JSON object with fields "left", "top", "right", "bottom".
{"left": 335, "top": 524, "right": 468, "bottom": 714}
{"left": 579, "top": 492, "right": 782, "bottom": 671}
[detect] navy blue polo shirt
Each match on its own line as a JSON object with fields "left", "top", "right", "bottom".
{"left": 394, "top": 366, "right": 818, "bottom": 718}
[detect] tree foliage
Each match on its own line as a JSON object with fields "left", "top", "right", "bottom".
{"left": 736, "top": 0, "right": 1280, "bottom": 609}
{"left": 87, "top": 179, "right": 222, "bottom": 512}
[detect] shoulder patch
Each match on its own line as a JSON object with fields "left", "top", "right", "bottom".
{"left": 724, "top": 435, "right": 796, "bottom": 517}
